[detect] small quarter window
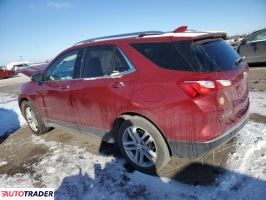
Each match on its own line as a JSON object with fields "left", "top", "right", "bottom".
{"left": 111, "top": 48, "right": 130, "bottom": 73}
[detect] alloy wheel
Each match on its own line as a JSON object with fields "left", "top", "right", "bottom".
{"left": 122, "top": 126, "right": 157, "bottom": 168}
{"left": 25, "top": 107, "right": 38, "bottom": 132}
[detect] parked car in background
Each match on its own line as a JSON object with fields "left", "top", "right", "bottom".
{"left": 19, "top": 27, "right": 249, "bottom": 173}
{"left": 0, "top": 66, "right": 15, "bottom": 79}
{"left": 17, "top": 63, "right": 48, "bottom": 77}
{"left": 237, "top": 28, "right": 266, "bottom": 63}
{"left": 6, "top": 61, "right": 30, "bottom": 71}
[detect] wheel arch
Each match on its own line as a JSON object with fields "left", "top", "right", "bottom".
{"left": 19, "top": 98, "right": 30, "bottom": 110}
{"left": 111, "top": 112, "right": 172, "bottom": 156}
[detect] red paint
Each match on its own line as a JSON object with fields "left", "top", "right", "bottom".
{"left": 19, "top": 32, "right": 249, "bottom": 144}
{"left": 0, "top": 68, "right": 15, "bottom": 79}
{"left": 173, "top": 26, "right": 188, "bottom": 32}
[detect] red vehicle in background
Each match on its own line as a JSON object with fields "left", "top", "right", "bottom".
{"left": 0, "top": 66, "right": 15, "bottom": 79}
{"left": 19, "top": 26, "right": 249, "bottom": 173}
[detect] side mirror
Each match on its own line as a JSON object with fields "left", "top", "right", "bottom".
{"left": 240, "top": 39, "right": 246, "bottom": 45}
{"left": 31, "top": 73, "right": 43, "bottom": 82}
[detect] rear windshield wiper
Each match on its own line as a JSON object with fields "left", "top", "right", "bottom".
{"left": 235, "top": 56, "right": 245, "bottom": 65}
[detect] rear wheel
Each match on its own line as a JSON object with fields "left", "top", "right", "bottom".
{"left": 118, "top": 116, "right": 170, "bottom": 174}
{"left": 21, "top": 101, "right": 51, "bottom": 135}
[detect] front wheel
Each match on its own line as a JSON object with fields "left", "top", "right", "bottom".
{"left": 118, "top": 116, "right": 170, "bottom": 174}
{"left": 21, "top": 101, "right": 51, "bottom": 135}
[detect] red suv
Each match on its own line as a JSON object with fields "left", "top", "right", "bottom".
{"left": 19, "top": 27, "right": 249, "bottom": 173}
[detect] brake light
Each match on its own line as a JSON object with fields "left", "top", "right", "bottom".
{"left": 181, "top": 81, "right": 215, "bottom": 97}
{"left": 181, "top": 80, "right": 231, "bottom": 97}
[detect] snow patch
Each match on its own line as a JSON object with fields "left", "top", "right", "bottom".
{"left": 0, "top": 160, "right": 8, "bottom": 167}
{"left": 0, "top": 121, "right": 265, "bottom": 199}
{"left": 226, "top": 121, "right": 266, "bottom": 180}
{"left": 249, "top": 91, "right": 266, "bottom": 116}
{"left": 0, "top": 94, "right": 26, "bottom": 136}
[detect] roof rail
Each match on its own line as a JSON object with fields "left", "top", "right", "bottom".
{"left": 74, "top": 31, "right": 163, "bottom": 46}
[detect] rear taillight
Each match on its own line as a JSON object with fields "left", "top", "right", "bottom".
{"left": 216, "top": 80, "right": 232, "bottom": 89}
{"left": 181, "top": 80, "right": 231, "bottom": 97}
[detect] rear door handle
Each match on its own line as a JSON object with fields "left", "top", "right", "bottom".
{"left": 61, "top": 84, "right": 70, "bottom": 89}
{"left": 111, "top": 81, "right": 125, "bottom": 88}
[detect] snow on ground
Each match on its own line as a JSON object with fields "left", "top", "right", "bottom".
{"left": 0, "top": 160, "right": 8, "bottom": 167}
{"left": 0, "top": 74, "right": 30, "bottom": 88}
{"left": 0, "top": 92, "right": 26, "bottom": 136}
{"left": 0, "top": 89, "right": 265, "bottom": 199}
{"left": 0, "top": 122, "right": 265, "bottom": 199}
{"left": 250, "top": 91, "right": 266, "bottom": 116}
{"left": 0, "top": 74, "right": 29, "bottom": 136}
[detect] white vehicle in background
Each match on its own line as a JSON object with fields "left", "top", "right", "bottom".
{"left": 6, "top": 61, "right": 31, "bottom": 71}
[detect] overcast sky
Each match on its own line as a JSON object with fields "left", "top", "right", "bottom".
{"left": 0, "top": 0, "right": 266, "bottom": 65}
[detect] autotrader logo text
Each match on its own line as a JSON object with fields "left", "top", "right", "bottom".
{"left": 0, "top": 188, "right": 54, "bottom": 200}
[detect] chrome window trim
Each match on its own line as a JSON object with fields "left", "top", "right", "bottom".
{"left": 38, "top": 47, "right": 136, "bottom": 83}
{"left": 246, "top": 30, "right": 266, "bottom": 43}
{"left": 247, "top": 38, "right": 266, "bottom": 44}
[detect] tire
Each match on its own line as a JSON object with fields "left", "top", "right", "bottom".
{"left": 118, "top": 116, "right": 170, "bottom": 174}
{"left": 21, "top": 101, "right": 51, "bottom": 135}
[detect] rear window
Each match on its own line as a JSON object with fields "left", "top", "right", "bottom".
{"left": 131, "top": 39, "right": 243, "bottom": 72}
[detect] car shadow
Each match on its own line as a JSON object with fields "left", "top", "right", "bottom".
{"left": 55, "top": 152, "right": 266, "bottom": 200}
{"left": 97, "top": 140, "right": 229, "bottom": 185}
{"left": 0, "top": 108, "right": 20, "bottom": 144}
{"left": 55, "top": 143, "right": 266, "bottom": 199}
{"left": 249, "top": 62, "right": 266, "bottom": 67}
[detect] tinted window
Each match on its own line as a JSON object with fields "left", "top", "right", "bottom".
{"left": 182, "top": 39, "right": 242, "bottom": 71}
{"left": 131, "top": 42, "right": 191, "bottom": 71}
{"left": 248, "top": 30, "right": 266, "bottom": 42}
{"left": 46, "top": 50, "right": 78, "bottom": 81}
{"left": 81, "top": 46, "right": 129, "bottom": 78}
{"left": 131, "top": 39, "right": 242, "bottom": 72}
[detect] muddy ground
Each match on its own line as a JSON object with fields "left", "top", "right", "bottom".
{"left": 0, "top": 66, "right": 266, "bottom": 186}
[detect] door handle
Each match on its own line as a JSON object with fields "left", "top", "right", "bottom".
{"left": 61, "top": 84, "right": 70, "bottom": 89}
{"left": 111, "top": 81, "right": 125, "bottom": 88}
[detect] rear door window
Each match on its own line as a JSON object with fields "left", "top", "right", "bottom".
{"left": 80, "top": 46, "right": 130, "bottom": 78}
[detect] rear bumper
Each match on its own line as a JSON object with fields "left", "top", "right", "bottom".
{"left": 168, "top": 114, "right": 248, "bottom": 159}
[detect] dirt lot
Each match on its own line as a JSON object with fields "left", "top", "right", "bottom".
{"left": 0, "top": 66, "right": 265, "bottom": 198}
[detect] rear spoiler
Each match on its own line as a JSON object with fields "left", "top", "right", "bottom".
{"left": 193, "top": 32, "right": 227, "bottom": 41}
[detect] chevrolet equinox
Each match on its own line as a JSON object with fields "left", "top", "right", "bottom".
{"left": 19, "top": 26, "right": 249, "bottom": 173}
